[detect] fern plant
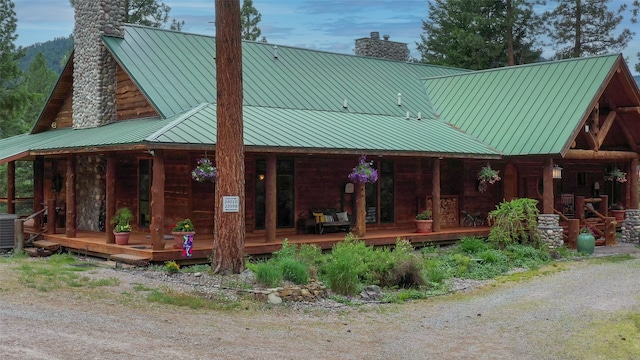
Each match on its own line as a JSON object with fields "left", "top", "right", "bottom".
{"left": 487, "top": 198, "right": 541, "bottom": 248}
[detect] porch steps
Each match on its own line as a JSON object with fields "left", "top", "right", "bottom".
{"left": 109, "top": 254, "right": 150, "bottom": 267}
{"left": 32, "top": 240, "right": 60, "bottom": 252}
{"left": 24, "top": 247, "right": 53, "bottom": 257}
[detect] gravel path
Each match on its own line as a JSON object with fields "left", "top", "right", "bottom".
{"left": 0, "top": 246, "right": 639, "bottom": 360}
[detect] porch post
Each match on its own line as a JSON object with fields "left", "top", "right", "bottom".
{"left": 354, "top": 182, "right": 366, "bottom": 237}
{"left": 34, "top": 157, "right": 44, "bottom": 227}
{"left": 629, "top": 158, "right": 638, "bottom": 209}
{"left": 150, "top": 149, "right": 165, "bottom": 250}
{"left": 542, "top": 158, "right": 554, "bottom": 214}
{"left": 432, "top": 158, "right": 441, "bottom": 232}
{"left": 265, "top": 154, "right": 276, "bottom": 242}
{"left": 65, "top": 155, "right": 76, "bottom": 238}
{"left": 7, "top": 161, "right": 15, "bottom": 214}
{"left": 47, "top": 198, "right": 56, "bottom": 234}
{"left": 106, "top": 154, "right": 116, "bottom": 243}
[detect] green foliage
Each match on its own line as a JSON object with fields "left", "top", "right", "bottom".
{"left": 416, "top": 209, "right": 432, "bottom": 220}
{"left": 279, "top": 258, "right": 309, "bottom": 284}
{"left": 383, "top": 288, "right": 427, "bottom": 303}
{"left": 488, "top": 198, "right": 541, "bottom": 248}
{"left": 252, "top": 261, "right": 283, "bottom": 287}
{"left": 19, "top": 36, "right": 73, "bottom": 74}
{"left": 241, "top": 0, "right": 263, "bottom": 41}
{"left": 164, "top": 260, "right": 180, "bottom": 274}
{"left": 111, "top": 207, "right": 133, "bottom": 232}
{"left": 417, "top": 0, "right": 543, "bottom": 69}
{"left": 459, "top": 237, "right": 491, "bottom": 254}
{"left": 544, "top": 0, "right": 637, "bottom": 59}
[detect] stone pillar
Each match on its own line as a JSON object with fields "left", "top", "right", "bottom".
{"left": 537, "top": 214, "right": 563, "bottom": 248}
{"left": 621, "top": 209, "right": 640, "bottom": 243}
{"left": 73, "top": 0, "right": 125, "bottom": 129}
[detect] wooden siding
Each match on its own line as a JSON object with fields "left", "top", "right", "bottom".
{"left": 116, "top": 66, "right": 158, "bottom": 120}
{"left": 53, "top": 93, "right": 73, "bottom": 129}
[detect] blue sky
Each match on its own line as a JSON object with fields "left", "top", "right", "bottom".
{"left": 12, "top": 0, "right": 640, "bottom": 74}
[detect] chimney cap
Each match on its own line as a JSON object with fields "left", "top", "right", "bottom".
{"left": 370, "top": 31, "right": 379, "bottom": 39}
{"left": 383, "top": 35, "right": 389, "bottom": 41}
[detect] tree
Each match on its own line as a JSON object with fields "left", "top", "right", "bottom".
{"left": 0, "top": 0, "right": 28, "bottom": 138}
{"left": 69, "top": 0, "right": 183, "bottom": 29}
{"left": 213, "top": 0, "right": 245, "bottom": 274}
{"left": 20, "top": 52, "right": 57, "bottom": 129}
{"left": 544, "top": 0, "right": 638, "bottom": 59}
{"left": 416, "top": 0, "right": 543, "bottom": 70}
{"left": 240, "top": 0, "right": 263, "bottom": 41}
{"left": 636, "top": 52, "right": 640, "bottom": 73}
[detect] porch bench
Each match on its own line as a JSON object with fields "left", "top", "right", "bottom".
{"left": 312, "top": 209, "right": 351, "bottom": 235}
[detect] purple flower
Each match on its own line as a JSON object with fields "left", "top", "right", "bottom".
{"left": 191, "top": 158, "right": 217, "bottom": 182}
{"left": 348, "top": 155, "right": 378, "bottom": 184}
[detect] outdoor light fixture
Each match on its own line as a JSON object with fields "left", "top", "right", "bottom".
{"left": 552, "top": 165, "right": 563, "bottom": 179}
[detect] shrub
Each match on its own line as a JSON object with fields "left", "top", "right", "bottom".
{"left": 164, "top": 260, "right": 180, "bottom": 274}
{"left": 459, "top": 236, "right": 492, "bottom": 254}
{"left": 279, "top": 258, "right": 309, "bottom": 284}
{"left": 253, "top": 261, "right": 283, "bottom": 287}
{"left": 488, "top": 198, "right": 541, "bottom": 248}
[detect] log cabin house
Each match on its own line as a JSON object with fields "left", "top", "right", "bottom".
{"left": 1, "top": 1, "right": 640, "bottom": 262}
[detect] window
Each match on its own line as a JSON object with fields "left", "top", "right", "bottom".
{"left": 255, "top": 159, "right": 295, "bottom": 229}
{"left": 138, "top": 159, "right": 152, "bottom": 228}
{"left": 365, "top": 160, "right": 394, "bottom": 224}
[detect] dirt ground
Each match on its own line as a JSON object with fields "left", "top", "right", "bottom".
{"left": 1, "top": 245, "right": 639, "bottom": 360}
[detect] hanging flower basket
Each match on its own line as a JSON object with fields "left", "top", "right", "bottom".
{"left": 191, "top": 158, "right": 217, "bottom": 182}
{"left": 477, "top": 164, "right": 501, "bottom": 193}
{"left": 604, "top": 167, "right": 626, "bottom": 183}
{"left": 348, "top": 155, "right": 378, "bottom": 184}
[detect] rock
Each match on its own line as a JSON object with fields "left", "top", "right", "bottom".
{"left": 360, "top": 285, "right": 383, "bottom": 301}
{"left": 268, "top": 292, "right": 282, "bottom": 304}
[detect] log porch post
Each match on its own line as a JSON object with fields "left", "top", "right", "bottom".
{"left": 432, "top": 158, "right": 441, "bottom": 232}
{"left": 150, "top": 149, "right": 165, "bottom": 250}
{"left": 542, "top": 158, "right": 554, "bottom": 214}
{"left": 265, "top": 154, "right": 277, "bottom": 242}
{"left": 7, "top": 161, "right": 15, "bottom": 214}
{"left": 34, "top": 157, "right": 44, "bottom": 228}
{"left": 65, "top": 155, "right": 76, "bottom": 238}
{"left": 354, "top": 182, "right": 366, "bottom": 237}
{"left": 106, "top": 154, "right": 116, "bottom": 243}
{"left": 47, "top": 198, "right": 56, "bottom": 234}
{"left": 629, "top": 158, "right": 638, "bottom": 209}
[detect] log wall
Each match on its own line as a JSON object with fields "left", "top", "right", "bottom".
{"left": 116, "top": 67, "right": 158, "bottom": 120}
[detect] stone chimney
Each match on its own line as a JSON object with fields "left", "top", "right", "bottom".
{"left": 73, "top": 0, "right": 126, "bottom": 129}
{"left": 354, "top": 31, "right": 410, "bottom": 62}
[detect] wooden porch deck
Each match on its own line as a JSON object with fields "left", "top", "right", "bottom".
{"left": 41, "top": 226, "right": 491, "bottom": 263}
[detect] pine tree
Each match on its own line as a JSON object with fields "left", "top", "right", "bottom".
{"left": 0, "top": 0, "right": 28, "bottom": 138}
{"left": 69, "top": 0, "right": 183, "bottom": 29}
{"left": 544, "top": 0, "right": 636, "bottom": 59}
{"left": 20, "top": 52, "right": 57, "bottom": 129}
{"left": 417, "top": 0, "right": 542, "bottom": 70}
{"left": 240, "top": 0, "right": 263, "bottom": 41}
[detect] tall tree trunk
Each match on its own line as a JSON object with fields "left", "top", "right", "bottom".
{"left": 506, "top": 0, "right": 514, "bottom": 66}
{"left": 574, "top": 0, "right": 582, "bottom": 58}
{"left": 213, "top": 0, "right": 245, "bottom": 274}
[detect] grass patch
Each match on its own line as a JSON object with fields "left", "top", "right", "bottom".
{"left": 586, "top": 254, "right": 635, "bottom": 264}
{"left": 146, "top": 288, "right": 241, "bottom": 310}
{"left": 562, "top": 311, "right": 640, "bottom": 359}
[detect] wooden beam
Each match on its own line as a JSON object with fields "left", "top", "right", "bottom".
{"left": 106, "top": 154, "right": 116, "bottom": 244}
{"left": 354, "top": 182, "right": 366, "bottom": 237}
{"left": 585, "top": 131, "right": 598, "bottom": 151}
{"left": 564, "top": 149, "right": 639, "bottom": 160}
{"left": 432, "top": 158, "right": 441, "bottom": 232}
{"left": 265, "top": 154, "right": 276, "bottom": 243}
{"left": 151, "top": 149, "right": 165, "bottom": 250}
{"left": 7, "top": 161, "right": 15, "bottom": 214}
{"left": 596, "top": 111, "right": 616, "bottom": 147}
{"left": 542, "top": 159, "right": 554, "bottom": 214}
{"left": 615, "top": 115, "right": 640, "bottom": 152}
{"left": 65, "top": 155, "right": 76, "bottom": 238}
{"left": 631, "top": 158, "right": 639, "bottom": 209}
{"left": 617, "top": 106, "right": 640, "bottom": 114}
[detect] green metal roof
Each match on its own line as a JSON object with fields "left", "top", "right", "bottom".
{"left": 422, "top": 54, "right": 620, "bottom": 156}
{"left": 103, "top": 25, "right": 468, "bottom": 119}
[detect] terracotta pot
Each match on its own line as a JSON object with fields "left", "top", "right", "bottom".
{"left": 612, "top": 210, "right": 625, "bottom": 222}
{"left": 171, "top": 232, "right": 195, "bottom": 249}
{"left": 113, "top": 231, "right": 130, "bottom": 245}
{"left": 415, "top": 220, "right": 433, "bottom": 233}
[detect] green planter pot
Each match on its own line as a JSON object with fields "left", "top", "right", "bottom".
{"left": 577, "top": 233, "right": 595, "bottom": 255}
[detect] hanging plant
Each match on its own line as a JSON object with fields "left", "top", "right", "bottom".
{"left": 604, "top": 167, "right": 626, "bottom": 183}
{"left": 348, "top": 155, "right": 378, "bottom": 184}
{"left": 191, "top": 158, "right": 217, "bottom": 182}
{"left": 477, "top": 164, "right": 501, "bottom": 193}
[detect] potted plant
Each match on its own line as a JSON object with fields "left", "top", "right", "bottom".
{"left": 477, "top": 164, "right": 501, "bottom": 193}
{"left": 171, "top": 218, "right": 196, "bottom": 249}
{"left": 191, "top": 157, "right": 217, "bottom": 182}
{"left": 415, "top": 209, "right": 433, "bottom": 233}
{"left": 610, "top": 202, "right": 625, "bottom": 221}
{"left": 111, "top": 207, "right": 133, "bottom": 245}
{"left": 577, "top": 226, "right": 595, "bottom": 255}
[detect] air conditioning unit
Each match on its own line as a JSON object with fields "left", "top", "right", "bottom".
{"left": 0, "top": 214, "right": 18, "bottom": 249}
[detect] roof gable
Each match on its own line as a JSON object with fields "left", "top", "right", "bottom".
{"left": 423, "top": 54, "right": 622, "bottom": 156}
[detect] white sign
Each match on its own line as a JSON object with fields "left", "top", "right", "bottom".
{"left": 222, "top": 196, "right": 240, "bottom": 212}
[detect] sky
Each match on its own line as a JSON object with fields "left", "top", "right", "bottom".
{"left": 11, "top": 0, "right": 640, "bottom": 75}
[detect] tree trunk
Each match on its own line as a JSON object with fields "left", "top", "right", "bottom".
{"left": 213, "top": 0, "right": 245, "bottom": 274}
{"left": 506, "top": 0, "right": 514, "bottom": 66}
{"left": 353, "top": 182, "right": 366, "bottom": 237}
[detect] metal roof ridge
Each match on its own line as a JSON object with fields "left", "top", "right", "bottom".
{"left": 421, "top": 54, "right": 621, "bottom": 81}
{"left": 145, "top": 103, "right": 211, "bottom": 141}
{"left": 243, "top": 104, "right": 438, "bottom": 120}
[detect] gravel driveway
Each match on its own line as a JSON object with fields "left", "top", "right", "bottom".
{"left": 1, "top": 246, "right": 639, "bottom": 360}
